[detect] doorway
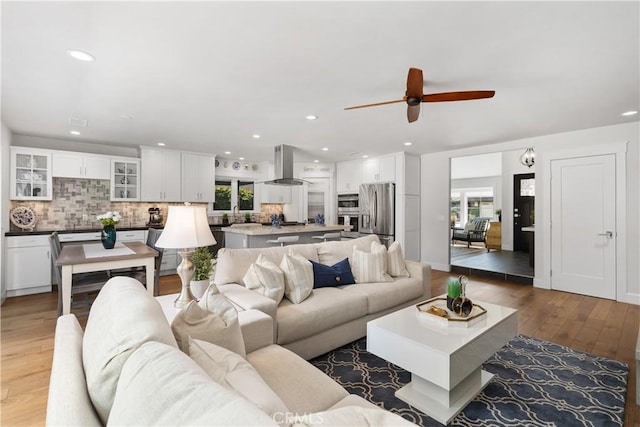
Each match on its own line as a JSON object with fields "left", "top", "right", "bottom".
{"left": 513, "top": 173, "right": 535, "bottom": 252}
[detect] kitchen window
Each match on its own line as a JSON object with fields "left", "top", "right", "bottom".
{"left": 213, "top": 179, "right": 255, "bottom": 212}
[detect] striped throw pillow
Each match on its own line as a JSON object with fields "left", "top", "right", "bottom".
{"left": 279, "top": 253, "right": 314, "bottom": 304}
{"left": 242, "top": 254, "right": 285, "bottom": 304}
{"left": 352, "top": 246, "right": 393, "bottom": 283}
{"left": 387, "top": 241, "right": 409, "bottom": 277}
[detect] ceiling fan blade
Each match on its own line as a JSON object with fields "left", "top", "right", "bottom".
{"left": 422, "top": 90, "right": 495, "bottom": 103}
{"left": 344, "top": 98, "right": 406, "bottom": 110}
{"left": 407, "top": 104, "right": 420, "bottom": 123}
{"left": 406, "top": 67, "right": 424, "bottom": 99}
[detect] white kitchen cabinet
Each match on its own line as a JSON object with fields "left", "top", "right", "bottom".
{"left": 52, "top": 151, "right": 111, "bottom": 179}
{"left": 140, "top": 148, "right": 182, "bottom": 202}
{"left": 257, "top": 183, "right": 291, "bottom": 204}
{"left": 182, "top": 153, "right": 216, "bottom": 202}
{"left": 111, "top": 158, "right": 140, "bottom": 201}
{"left": 362, "top": 155, "right": 396, "bottom": 183}
{"left": 6, "top": 235, "right": 52, "bottom": 296}
{"left": 336, "top": 159, "right": 362, "bottom": 193}
{"left": 116, "top": 230, "right": 146, "bottom": 243}
{"left": 10, "top": 147, "right": 53, "bottom": 200}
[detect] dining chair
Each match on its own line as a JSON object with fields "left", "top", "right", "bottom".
{"left": 109, "top": 228, "right": 164, "bottom": 295}
{"left": 49, "top": 232, "right": 111, "bottom": 316}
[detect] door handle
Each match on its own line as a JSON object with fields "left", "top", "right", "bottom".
{"left": 597, "top": 231, "right": 613, "bottom": 238}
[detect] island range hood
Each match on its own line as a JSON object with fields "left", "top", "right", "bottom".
{"left": 264, "top": 144, "right": 308, "bottom": 186}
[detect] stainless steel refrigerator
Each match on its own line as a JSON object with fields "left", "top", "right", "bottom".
{"left": 359, "top": 183, "right": 395, "bottom": 247}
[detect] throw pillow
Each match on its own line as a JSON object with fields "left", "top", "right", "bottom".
{"left": 310, "top": 258, "right": 355, "bottom": 288}
{"left": 351, "top": 247, "right": 393, "bottom": 283}
{"left": 279, "top": 253, "right": 314, "bottom": 304}
{"left": 243, "top": 254, "right": 286, "bottom": 304}
{"left": 171, "top": 295, "right": 246, "bottom": 358}
{"left": 189, "top": 338, "right": 289, "bottom": 418}
{"left": 386, "top": 241, "right": 410, "bottom": 277}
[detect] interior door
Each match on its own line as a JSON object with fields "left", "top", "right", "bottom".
{"left": 513, "top": 173, "right": 535, "bottom": 251}
{"left": 551, "top": 154, "right": 616, "bottom": 299}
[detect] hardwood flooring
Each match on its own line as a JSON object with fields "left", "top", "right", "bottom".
{"left": 1, "top": 272, "right": 638, "bottom": 426}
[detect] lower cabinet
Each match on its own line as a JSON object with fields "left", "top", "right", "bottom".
{"left": 6, "top": 235, "right": 52, "bottom": 296}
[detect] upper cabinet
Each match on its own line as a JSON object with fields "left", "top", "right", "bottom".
{"left": 182, "top": 153, "right": 215, "bottom": 202}
{"left": 10, "top": 147, "right": 53, "bottom": 200}
{"left": 52, "top": 151, "right": 111, "bottom": 179}
{"left": 111, "top": 158, "right": 140, "bottom": 201}
{"left": 361, "top": 155, "right": 395, "bottom": 183}
{"left": 140, "top": 147, "right": 182, "bottom": 202}
{"left": 336, "top": 159, "right": 362, "bottom": 194}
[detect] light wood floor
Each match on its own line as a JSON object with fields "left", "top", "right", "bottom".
{"left": 1, "top": 271, "right": 638, "bottom": 426}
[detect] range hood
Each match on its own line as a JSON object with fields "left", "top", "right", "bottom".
{"left": 264, "top": 144, "right": 308, "bottom": 186}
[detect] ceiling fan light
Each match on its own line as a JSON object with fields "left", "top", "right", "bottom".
{"left": 520, "top": 148, "right": 535, "bottom": 168}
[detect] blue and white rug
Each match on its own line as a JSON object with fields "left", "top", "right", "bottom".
{"left": 310, "top": 335, "right": 628, "bottom": 426}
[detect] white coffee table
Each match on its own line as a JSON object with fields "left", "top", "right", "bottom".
{"left": 367, "top": 297, "right": 518, "bottom": 424}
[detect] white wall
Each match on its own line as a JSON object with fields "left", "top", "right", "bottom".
{"left": 451, "top": 152, "right": 502, "bottom": 179}
{"left": 421, "top": 121, "right": 639, "bottom": 304}
{"left": 12, "top": 134, "right": 139, "bottom": 157}
{"left": 1, "top": 123, "right": 12, "bottom": 304}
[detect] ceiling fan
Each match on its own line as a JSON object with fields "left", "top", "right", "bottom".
{"left": 345, "top": 67, "right": 495, "bottom": 123}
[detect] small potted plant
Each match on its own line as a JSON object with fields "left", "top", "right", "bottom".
{"left": 190, "top": 247, "right": 213, "bottom": 299}
{"left": 446, "top": 278, "right": 461, "bottom": 311}
{"left": 496, "top": 209, "right": 502, "bottom": 222}
{"left": 244, "top": 212, "right": 252, "bottom": 223}
{"left": 222, "top": 213, "right": 229, "bottom": 225}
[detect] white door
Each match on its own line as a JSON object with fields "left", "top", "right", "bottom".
{"left": 551, "top": 154, "right": 616, "bottom": 299}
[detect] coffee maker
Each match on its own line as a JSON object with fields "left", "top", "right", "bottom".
{"left": 147, "top": 207, "right": 163, "bottom": 226}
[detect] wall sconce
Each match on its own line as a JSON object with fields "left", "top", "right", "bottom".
{"left": 520, "top": 148, "right": 535, "bottom": 168}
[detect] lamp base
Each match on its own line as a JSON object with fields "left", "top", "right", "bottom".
{"left": 174, "top": 248, "right": 196, "bottom": 309}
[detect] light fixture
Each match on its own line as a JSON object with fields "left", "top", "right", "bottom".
{"left": 224, "top": 151, "right": 231, "bottom": 155}
{"left": 622, "top": 110, "right": 638, "bottom": 116}
{"left": 156, "top": 204, "right": 216, "bottom": 309}
{"left": 322, "top": 147, "right": 329, "bottom": 151}
{"left": 239, "top": 157, "right": 245, "bottom": 160}
{"left": 305, "top": 115, "right": 318, "bottom": 120}
{"left": 520, "top": 148, "right": 535, "bottom": 168}
{"left": 70, "top": 130, "right": 80, "bottom": 135}
{"left": 66, "top": 49, "right": 95, "bottom": 62}
{"left": 157, "top": 142, "right": 166, "bottom": 146}
{"left": 362, "top": 155, "right": 369, "bottom": 158}
{"left": 404, "top": 141, "right": 412, "bottom": 146}
{"left": 120, "top": 114, "right": 133, "bottom": 120}
{"left": 313, "top": 160, "right": 319, "bottom": 163}
{"left": 252, "top": 134, "right": 261, "bottom": 139}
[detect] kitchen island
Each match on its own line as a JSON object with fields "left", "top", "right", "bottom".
{"left": 223, "top": 224, "right": 348, "bottom": 249}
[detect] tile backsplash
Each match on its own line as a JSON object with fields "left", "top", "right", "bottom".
{"left": 9, "top": 178, "right": 282, "bottom": 231}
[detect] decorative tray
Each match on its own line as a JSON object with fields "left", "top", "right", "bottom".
{"left": 416, "top": 297, "right": 487, "bottom": 327}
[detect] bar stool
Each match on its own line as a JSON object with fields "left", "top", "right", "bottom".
{"left": 266, "top": 236, "right": 300, "bottom": 246}
{"left": 312, "top": 232, "right": 341, "bottom": 242}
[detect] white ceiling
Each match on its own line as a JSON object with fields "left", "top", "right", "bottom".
{"left": 2, "top": 1, "right": 638, "bottom": 163}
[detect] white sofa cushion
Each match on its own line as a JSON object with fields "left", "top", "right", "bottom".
{"left": 280, "top": 253, "right": 314, "bottom": 304}
{"left": 243, "top": 254, "right": 285, "bottom": 304}
{"left": 315, "top": 234, "right": 379, "bottom": 266}
{"left": 247, "top": 344, "right": 349, "bottom": 414}
{"left": 82, "top": 277, "right": 177, "bottom": 424}
{"left": 108, "top": 341, "right": 276, "bottom": 426}
{"left": 290, "top": 406, "right": 416, "bottom": 426}
{"left": 277, "top": 288, "right": 368, "bottom": 345}
{"left": 386, "top": 241, "right": 410, "bottom": 277}
{"left": 189, "top": 338, "right": 289, "bottom": 418}
{"left": 172, "top": 296, "right": 246, "bottom": 358}
{"left": 339, "top": 276, "right": 424, "bottom": 313}
{"left": 351, "top": 246, "right": 393, "bottom": 283}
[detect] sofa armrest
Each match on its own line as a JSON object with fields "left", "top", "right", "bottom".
{"left": 46, "top": 315, "right": 101, "bottom": 427}
{"left": 405, "top": 260, "right": 431, "bottom": 299}
{"left": 218, "top": 284, "right": 278, "bottom": 320}
{"left": 238, "top": 309, "right": 274, "bottom": 354}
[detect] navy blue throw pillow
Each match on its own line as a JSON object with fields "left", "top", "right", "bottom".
{"left": 311, "top": 258, "right": 356, "bottom": 288}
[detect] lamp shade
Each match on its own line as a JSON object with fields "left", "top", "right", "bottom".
{"left": 156, "top": 205, "right": 216, "bottom": 249}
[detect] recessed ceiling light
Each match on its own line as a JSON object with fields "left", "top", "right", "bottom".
{"left": 70, "top": 130, "right": 80, "bottom": 135}
{"left": 362, "top": 155, "right": 369, "bottom": 158}
{"left": 67, "top": 49, "right": 95, "bottom": 62}
{"left": 313, "top": 160, "right": 319, "bottom": 163}
{"left": 239, "top": 157, "right": 245, "bottom": 160}
{"left": 157, "top": 142, "right": 166, "bottom": 146}
{"left": 252, "top": 134, "right": 261, "bottom": 139}
{"left": 349, "top": 151, "right": 361, "bottom": 156}
{"left": 305, "top": 115, "right": 318, "bottom": 120}
{"left": 322, "top": 147, "right": 329, "bottom": 151}
{"left": 403, "top": 141, "right": 412, "bottom": 146}
{"left": 225, "top": 151, "right": 231, "bottom": 155}
{"left": 120, "top": 114, "right": 133, "bottom": 120}
{"left": 622, "top": 110, "right": 638, "bottom": 116}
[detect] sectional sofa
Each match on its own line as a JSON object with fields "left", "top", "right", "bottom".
{"left": 213, "top": 234, "right": 432, "bottom": 359}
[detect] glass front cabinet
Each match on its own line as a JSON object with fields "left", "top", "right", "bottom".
{"left": 10, "top": 147, "right": 53, "bottom": 200}
{"left": 111, "top": 158, "right": 140, "bottom": 201}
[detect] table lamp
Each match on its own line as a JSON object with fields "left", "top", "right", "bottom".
{"left": 155, "top": 204, "right": 216, "bottom": 308}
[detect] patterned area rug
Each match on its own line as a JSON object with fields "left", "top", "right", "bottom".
{"left": 310, "top": 335, "right": 628, "bottom": 426}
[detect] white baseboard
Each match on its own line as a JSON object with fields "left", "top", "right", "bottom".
{"left": 427, "top": 262, "right": 451, "bottom": 272}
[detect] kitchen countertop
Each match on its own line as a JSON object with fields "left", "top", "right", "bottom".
{"left": 223, "top": 224, "right": 347, "bottom": 236}
{"left": 5, "top": 223, "right": 232, "bottom": 237}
